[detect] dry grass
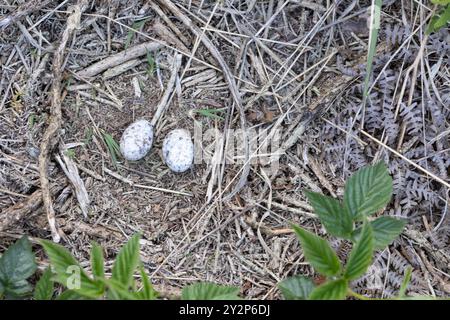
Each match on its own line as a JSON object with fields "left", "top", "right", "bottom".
{"left": 0, "top": 0, "right": 449, "bottom": 299}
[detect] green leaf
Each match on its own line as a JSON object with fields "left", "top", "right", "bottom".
{"left": 309, "top": 279, "right": 348, "bottom": 300}
{"left": 369, "top": 216, "right": 406, "bottom": 249}
{"left": 34, "top": 268, "right": 54, "bottom": 300}
{"left": 125, "top": 19, "right": 149, "bottom": 48}
{"left": 278, "top": 275, "right": 315, "bottom": 300}
{"left": 56, "top": 290, "right": 89, "bottom": 300}
{"left": 111, "top": 234, "right": 141, "bottom": 287}
{"left": 292, "top": 225, "right": 341, "bottom": 277}
{"left": 101, "top": 131, "right": 121, "bottom": 168}
{"left": 353, "top": 216, "right": 406, "bottom": 250}
{"left": 427, "top": 4, "right": 450, "bottom": 34}
{"left": 344, "top": 223, "right": 373, "bottom": 280}
{"left": 305, "top": 191, "right": 353, "bottom": 238}
{"left": 136, "top": 266, "right": 158, "bottom": 300}
{"left": 195, "top": 108, "right": 224, "bottom": 120}
{"left": 90, "top": 242, "right": 105, "bottom": 280}
{"left": 344, "top": 162, "right": 393, "bottom": 219}
{"left": 431, "top": 0, "right": 450, "bottom": 5}
{"left": 182, "top": 282, "right": 240, "bottom": 300}
{"left": 146, "top": 52, "right": 155, "bottom": 76}
{"left": 0, "top": 236, "right": 36, "bottom": 297}
{"left": 397, "top": 267, "right": 412, "bottom": 299}
{"left": 40, "top": 240, "right": 103, "bottom": 298}
{"left": 5, "top": 279, "right": 33, "bottom": 297}
{"left": 103, "top": 278, "right": 138, "bottom": 300}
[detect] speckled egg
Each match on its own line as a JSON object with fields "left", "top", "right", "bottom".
{"left": 120, "top": 119, "right": 154, "bottom": 161}
{"left": 162, "top": 129, "right": 194, "bottom": 173}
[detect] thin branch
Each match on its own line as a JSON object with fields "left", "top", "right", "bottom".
{"left": 38, "top": 1, "right": 88, "bottom": 243}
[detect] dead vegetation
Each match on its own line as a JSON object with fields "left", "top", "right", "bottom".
{"left": 0, "top": 0, "right": 449, "bottom": 299}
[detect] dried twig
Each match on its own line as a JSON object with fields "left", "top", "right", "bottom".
{"left": 151, "top": 53, "right": 182, "bottom": 127}
{"left": 55, "top": 146, "right": 90, "bottom": 218}
{"left": 103, "top": 167, "right": 192, "bottom": 197}
{"left": 38, "top": 2, "right": 87, "bottom": 243}
{"left": 152, "top": 20, "right": 190, "bottom": 53}
{"left": 0, "top": 184, "right": 66, "bottom": 232}
{"left": 77, "top": 41, "right": 162, "bottom": 78}
{"left": 102, "top": 59, "right": 143, "bottom": 80}
{"left": 0, "top": 0, "right": 52, "bottom": 29}
{"left": 148, "top": 1, "right": 189, "bottom": 46}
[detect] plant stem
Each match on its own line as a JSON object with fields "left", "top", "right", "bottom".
{"left": 347, "top": 289, "right": 376, "bottom": 300}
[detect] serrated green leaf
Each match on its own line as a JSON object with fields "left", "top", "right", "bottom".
{"left": 40, "top": 240, "right": 103, "bottom": 299}
{"left": 111, "top": 234, "right": 141, "bottom": 287}
{"left": 5, "top": 279, "right": 33, "bottom": 297}
{"left": 309, "top": 279, "right": 348, "bottom": 300}
{"left": 353, "top": 216, "right": 406, "bottom": 250}
{"left": 0, "top": 236, "right": 36, "bottom": 297}
{"left": 278, "top": 275, "right": 315, "bottom": 300}
{"left": 370, "top": 216, "right": 406, "bottom": 249}
{"left": 344, "top": 162, "right": 393, "bottom": 219}
{"left": 344, "top": 223, "right": 373, "bottom": 280}
{"left": 34, "top": 267, "right": 54, "bottom": 300}
{"left": 427, "top": 4, "right": 450, "bottom": 34}
{"left": 292, "top": 225, "right": 341, "bottom": 277}
{"left": 305, "top": 191, "right": 353, "bottom": 238}
{"left": 136, "top": 266, "right": 158, "bottom": 300}
{"left": 0, "top": 236, "right": 36, "bottom": 282}
{"left": 103, "top": 278, "right": 138, "bottom": 300}
{"left": 182, "top": 282, "right": 240, "bottom": 300}
{"left": 90, "top": 242, "right": 105, "bottom": 280}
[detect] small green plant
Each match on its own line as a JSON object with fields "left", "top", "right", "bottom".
{"left": 278, "top": 162, "right": 409, "bottom": 300}
{"left": 125, "top": 18, "right": 149, "bottom": 48}
{"left": 146, "top": 51, "right": 156, "bottom": 76}
{"left": 427, "top": 0, "right": 450, "bottom": 34}
{"left": 0, "top": 234, "right": 239, "bottom": 300}
{"left": 64, "top": 149, "right": 76, "bottom": 159}
{"left": 38, "top": 234, "right": 239, "bottom": 300}
{"left": 101, "top": 130, "right": 121, "bottom": 168}
{"left": 0, "top": 237, "right": 37, "bottom": 299}
{"left": 34, "top": 267, "right": 55, "bottom": 300}
{"left": 40, "top": 234, "right": 157, "bottom": 300}
{"left": 195, "top": 108, "right": 225, "bottom": 120}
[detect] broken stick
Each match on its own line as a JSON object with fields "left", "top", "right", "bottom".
{"left": 151, "top": 53, "right": 182, "bottom": 127}
{"left": 38, "top": 1, "right": 87, "bottom": 243}
{"left": 0, "top": 184, "right": 66, "bottom": 232}
{"left": 77, "top": 41, "right": 162, "bottom": 78}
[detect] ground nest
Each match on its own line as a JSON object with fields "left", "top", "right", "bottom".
{"left": 0, "top": 0, "right": 449, "bottom": 299}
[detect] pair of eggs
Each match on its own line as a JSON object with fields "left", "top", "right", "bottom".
{"left": 119, "top": 119, "right": 194, "bottom": 173}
